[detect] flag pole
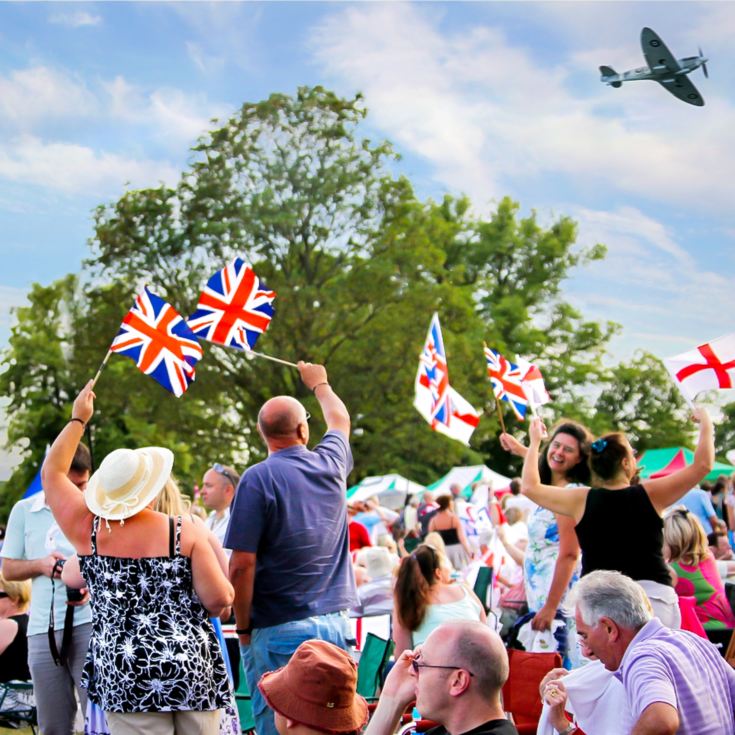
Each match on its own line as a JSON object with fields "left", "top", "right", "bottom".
{"left": 91, "top": 349, "right": 113, "bottom": 389}
{"left": 213, "top": 342, "right": 299, "bottom": 368}
{"left": 247, "top": 349, "right": 299, "bottom": 369}
{"left": 494, "top": 394, "right": 506, "bottom": 433}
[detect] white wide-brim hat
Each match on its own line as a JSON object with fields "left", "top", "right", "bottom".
{"left": 85, "top": 447, "right": 174, "bottom": 521}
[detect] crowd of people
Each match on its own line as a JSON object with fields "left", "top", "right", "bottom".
{"left": 1, "top": 361, "right": 735, "bottom": 735}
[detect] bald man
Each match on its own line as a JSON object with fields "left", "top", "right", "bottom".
{"left": 226, "top": 361, "right": 357, "bottom": 735}
{"left": 366, "top": 621, "right": 518, "bottom": 735}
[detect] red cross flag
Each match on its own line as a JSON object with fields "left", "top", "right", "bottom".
{"left": 664, "top": 334, "right": 735, "bottom": 402}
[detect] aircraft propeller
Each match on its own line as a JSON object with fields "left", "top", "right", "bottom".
{"left": 699, "top": 47, "right": 709, "bottom": 78}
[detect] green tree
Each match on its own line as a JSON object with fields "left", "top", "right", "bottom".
{"left": 714, "top": 401, "right": 735, "bottom": 461}
{"left": 592, "top": 351, "right": 692, "bottom": 452}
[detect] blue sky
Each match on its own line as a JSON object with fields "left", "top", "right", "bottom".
{"left": 1, "top": 1, "right": 734, "bottom": 383}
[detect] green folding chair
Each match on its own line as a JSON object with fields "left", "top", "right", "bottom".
{"left": 235, "top": 660, "right": 256, "bottom": 733}
{"left": 473, "top": 565, "right": 493, "bottom": 613}
{"left": 356, "top": 632, "right": 395, "bottom": 702}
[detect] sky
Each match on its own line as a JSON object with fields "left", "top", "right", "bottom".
{"left": 1, "top": 1, "right": 734, "bottom": 474}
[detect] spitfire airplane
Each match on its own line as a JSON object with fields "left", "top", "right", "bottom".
{"left": 600, "top": 27, "right": 709, "bottom": 106}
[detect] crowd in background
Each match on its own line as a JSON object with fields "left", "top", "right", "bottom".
{"left": 0, "top": 366, "right": 734, "bottom": 735}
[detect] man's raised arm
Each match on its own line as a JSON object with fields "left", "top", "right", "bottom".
{"left": 298, "top": 361, "right": 350, "bottom": 436}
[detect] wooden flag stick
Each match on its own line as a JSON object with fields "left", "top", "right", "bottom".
{"left": 91, "top": 349, "right": 113, "bottom": 389}
{"left": 495, "top": 393, "right": 506, "bottom": 433}
{"left": 246, "top": 348, "right": 299, "bottom": 369}
{"left": 210, "top": 341, "right": 299, "bottom": 368}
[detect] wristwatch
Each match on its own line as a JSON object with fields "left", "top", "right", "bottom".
{"left": 557, "top": 723, "right": 576, "bottom": 735}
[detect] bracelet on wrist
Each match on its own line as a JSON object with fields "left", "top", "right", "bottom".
{"left": 69, "top": 417, "right": 86, "bottom": 428}
{"left": 236, "top": 626, "right": 252, "bottom": 635}
{"left": 557, "top": 723, "right": 576, "bottom": 735}
{"left": 312, "top": 382, "right": 329, "bottom": 393}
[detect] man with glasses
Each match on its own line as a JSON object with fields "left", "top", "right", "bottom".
{"left": 366, "top": 621, "right": 517, "bottom": 735}
{"left": 201, "top": 462, "right": 240, "bottom": 551}
{"left": 226, "top": 361, "right": 357, "bottom": 735}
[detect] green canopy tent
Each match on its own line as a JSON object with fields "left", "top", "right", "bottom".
{"left": 427, "top": 465, "right": 511, "bottom": 500}
{"left": 346, "top": 474, "right": 426, "bottom": 510}
{"left": 638, "top": 447, "right": 735, "bottom": 483}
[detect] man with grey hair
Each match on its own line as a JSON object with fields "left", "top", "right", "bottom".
{"left": 366, "top": 621, "right": 518, "bottom": 735}
{"left": 547, "top": 570, "right": 735, "bottom": 735}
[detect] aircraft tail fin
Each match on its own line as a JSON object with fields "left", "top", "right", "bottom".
{"left": 599, "top": 65, "right": 622, "bottom": 87}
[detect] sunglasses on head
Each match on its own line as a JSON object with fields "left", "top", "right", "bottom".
{"left": 213, "top": 463, "right": 239, "bottom": 488}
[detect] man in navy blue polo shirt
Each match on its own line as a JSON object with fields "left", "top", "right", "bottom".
{"left": 226, "top": 361, "right": 357, "bottom": 735}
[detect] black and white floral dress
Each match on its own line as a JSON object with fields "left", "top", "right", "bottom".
{"left": 79, "top": 516, "right": 230, "bottom": 713}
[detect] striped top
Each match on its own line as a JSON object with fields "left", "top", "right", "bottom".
{"left": 616, "top": 618, "right": 735, "bottom": 734}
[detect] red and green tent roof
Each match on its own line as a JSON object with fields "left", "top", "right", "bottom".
{"left": 637, "top": 447, "right": 734, "bottom": 483}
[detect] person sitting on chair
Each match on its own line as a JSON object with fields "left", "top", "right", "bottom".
{"left": 258, "top": 639, "right": 368, "bottom": 735}
{"left": 366, "top": 620, "right": 518, "bottom": 735}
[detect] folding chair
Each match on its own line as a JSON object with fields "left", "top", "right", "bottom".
{"left": 472, "top": 565, "right": 493, "bottom": 613}
{"left": 0, "top": 680, "right": 37, "bottom": 734}
{"left": 356, "top": 632, "right": 395, "bottom": 702}
{"left": 502, "top": 648, "right": 562, "bottom": 735}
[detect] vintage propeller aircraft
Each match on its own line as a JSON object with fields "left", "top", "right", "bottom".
{"left": 600, "top": 27, "right": 708, "bottom": 106}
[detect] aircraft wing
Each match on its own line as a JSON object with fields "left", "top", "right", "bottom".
{"left": 658, "top": 74, "right": 705, "bottom": 106}
{"left": 641, "top": 27, "right": 679, "bottom": 73}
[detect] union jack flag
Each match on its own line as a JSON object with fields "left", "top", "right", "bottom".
{"left": 110, "top": 288, "right": 203, "bottom": 397}
{"left": 187, "top": 258, "right": 276, "bottom": 350}
{"left": 417, "top": 313, "right": 451, "bottom": 428}
{"left": 483, "top": 345, "right": 528, "bottom": 421}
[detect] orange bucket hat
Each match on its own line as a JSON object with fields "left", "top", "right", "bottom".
{"left": 258, "top": 640, "right": 368, "bottom": 733}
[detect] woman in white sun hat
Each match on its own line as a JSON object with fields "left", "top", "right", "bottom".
{"left": 42, "top": 380, "right": 235, "bottom": 735}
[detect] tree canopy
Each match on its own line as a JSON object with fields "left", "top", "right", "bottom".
{"left": 0, "top": 86, "right": 696, "bottom": 517}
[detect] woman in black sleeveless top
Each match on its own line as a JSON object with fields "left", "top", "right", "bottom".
{"left": 0, "top": 572, "right": 31, "bottom": 682}
{"left": 520, "top": 408, "right": 713, "bottom": 627}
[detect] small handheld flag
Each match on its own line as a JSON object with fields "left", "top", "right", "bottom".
{"left": 414, "top": 313, "right": 480, "bottom": 444}
{"left": 664, "top": 334, "right": 735, "bottom": 402}
{"left": 515, "top": 356, "right": 551, "bottom": 411}
{"left": 187, "top": 258, "right": 276, "bottom": 351}
{"left": 416, "top": 313, "right": 452, "bottom": 429}
{"left": 483, "top": 345, "right": 528, "bottom": 421}
{"left": 110, "top": 287, "right": 203, "bottom": 397}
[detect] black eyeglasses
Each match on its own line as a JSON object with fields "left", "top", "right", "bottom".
{"left": 213, "top": 463, "right": 239, "bottom": 488}
{"left": 411, "top": 659, "right": 474, "bottom": 677}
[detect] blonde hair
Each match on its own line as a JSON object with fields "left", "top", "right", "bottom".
{"left": 0, "top": 571, "right": 31, "bottom": 610}
{"left": 664, "top": 507, "right": 710, "bottom": 565}
{"left": 154, "top": 477, "right": 192, "bottom": 516}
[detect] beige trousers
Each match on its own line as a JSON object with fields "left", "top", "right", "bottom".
{"left": 105, "top": 709, "right": 221, "bottom": 735}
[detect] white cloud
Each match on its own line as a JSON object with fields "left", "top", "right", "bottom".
{"left": 103, "top": 75, "right": 227, "bottom": 148}
{"left": 186, "top": 41, "right": 225, "bottom": 75}
{"left": 0, "top": 66, "right": 97, "bottom": 126}
{"left": 48, "top": 10, "right": 101, "bottom": 28}
{"left": 567, "top": 205, "right": 735, "bottom": 355}
{"left": 0, "top": 135, "right": 179, "bottom": 196}
{"left": 309, "top": 4, "right": 735, "bottom": 214}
